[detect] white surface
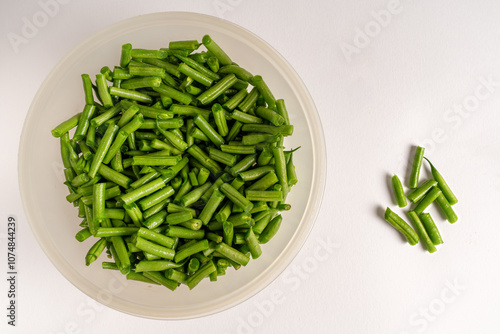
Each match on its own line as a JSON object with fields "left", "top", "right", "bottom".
{"left": 18, "top": 12, "right": 325, "bottom": 319}
{"left": 2, "top": 0, "right": 500, "bottom": 333}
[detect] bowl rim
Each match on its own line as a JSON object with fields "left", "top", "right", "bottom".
{"left": 18, "top": 11, "right": 327, "bottom": 320}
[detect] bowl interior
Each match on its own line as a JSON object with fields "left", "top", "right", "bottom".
{"left": 19, "top": 12, "right": 326, "bottom": 319}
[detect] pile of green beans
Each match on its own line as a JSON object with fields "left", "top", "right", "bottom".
{"left": 384, "top": 146, "right": 458, "bottom": 253}
{"left": 51, "top": 35, "right": 298, "bottom": 290}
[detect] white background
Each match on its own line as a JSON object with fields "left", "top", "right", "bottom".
{"left": 2, "top": 0, "right": 500, "bottom": 333}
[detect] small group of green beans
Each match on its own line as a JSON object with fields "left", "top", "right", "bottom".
{"left": 384, "top": 146, "right": 458, "bottom": 253}
{"left": 52, "top": 35, "right": 298, "bottom": 290}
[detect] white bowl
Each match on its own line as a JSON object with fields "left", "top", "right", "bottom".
{"left": 19, "top": 12, "right": 326, "bottom": 319}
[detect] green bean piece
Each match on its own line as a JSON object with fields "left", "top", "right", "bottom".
{"left": 174, "top": 239, "right": 209, "bottom": 263}
{"left": 223, "top": 89, "right": 247, "bottom": 111}
{"left": 253, "top": 211, "right": 275, "bottom": 235}
{"left": 206, "top": 232, "right": 223, "bottom": 244}
{"left": 208, "top": 147, "right": 237, "bottom": 166}
{"left": 166, "top": 211, "right": 193, "bottom": 226}
{"left": 75, "top": 227, "right": 92, "bottom": 242}
{"left": 220, "top": 183, "right": 254, "bottom": 213}
{"left": 131, "top": 156, "right": 181, "bottom": 166}
{"left": 250, "top": 75, "right": 276, "bottom": 109}
{"left": 141, "top": 58, "right": 181, "bottom": 78}
{"left": 131, "top": 49, "right": 168, "bottom": 59}
{"left": 113, "top": 67, "right": 133, "bottom": 80}
{"left": 419, "top": 213, "right": 443, "bottom": 245}
{"left": 286, "top": 152, "right": 298, "bottom": 187}
{"left": 169, "top": 39, "right": 200, "bottom": 51}
{"left": 108, "top": 87, "right": 152, "bottom": 104}
{"left": 85, "top": 238, "right": 107, "bottom": 266}
{"left": 423, "top": 158, "right": 458, "bottom": 205}
{"left": 391, "top": 174, "right": 407, "bottom": 208}
{"left": 409, "top": 146, "right": 425, "bottom": 188}
{"left": 259, "top": 215, "right": 283, "bottom": 244}
{"left": 91, "top": 103, "right": 122, "bottom": 127}
{"left": 96, "top": 74, "right": 113, "bottom": 108}
{"left": 210, "top": 104, "right": 228, "bottom": 137}
{"left": 219, "top": 65, "right": 253, "bottom": 82}
{"left": 226, "top": 121, "right": 243, "bottom": 142}
{"left": 197, "top": 74, "right": 237, "bottom": 105}
{"left": 383, "top": 208, "right": 419, "bottom": 245}
{"left": 51, "top": 113, "right": 82, "bottom": 137}
{"left": 215, "top": 242, "right": 250, "bottom": 266}
{"left": 187, "top": 145, "right": 222, "bottom": 175}
{"left": 178, "top": 63, "right": 213, "bottom": 87}
{"left": 215, "top": 202, "right": 232, "bottom": 223}
{"left": 246, "top": 190, "right": 282, "bottom": 202}
{"left": 407, "top": 179, "right": 437, "bottom": 203}
{"left": 197, "top": 168, "right": 210, "bottom": 186}
{"left": 110, "top": 236, "right": 131, "bottom": 274}
{"left": 179, "top": 218, "right": 203, "bottom": 231}
{"left": 92, "top": 183, "right": 106, "bottom": 235}
{"left": 230, "top": 110, "right": 263, "bottom": 124}
{"left": 120, "top": 43, "right": 132, "bottom": 67}
{"left": 201, "top": 173, "right": 231, "bottom": 203}
{"left": 204, "top": 57, "right": 218, "bottom": 75}
{"left": 153, "top": 84, "right": 193, "bottom": 105}
{"left": 194, "top": 114, "right": 225, "bottom": 146}
{"left": 135, "top": 236, "right": 175, "bottom": 260}
{"left": 408, "top": 211, "right": 437, "bottom": 253}
{"left": 272, "top": 146, "right": 289, "bottom": 196}
{"left": 413, "top": 187, "right": 442, "bottom": 215}
{"left": 276, "top": 99, "right": 290, "bottom": 125}
{"left": 126, "top": 272, "right": 160, "bottom": 285}
{"left": 138, "top": 186, "right": 175, "bottom": 211}
{"left": 128, "top": 65, "right": 166, "bottom": 78}
{"left": 123, "top": 203, "right": 143, "bottom": 227}
{"left": 71, "top": 173, "right": 90, "bottom": 187}
{"left": 202, "top": 35, "right": 232, "bottom": 66}
{"left": 81, "top": 74, "right": 95, "bottom": 105}
{"left": 255, "top": 106, "right": 285, "bottom": 126}
{"left": 186, "top": 260, "right": 216, "bottom": 290}
{"left": 242, "top": 133, "right": 279, "bottom": 146}
{"left": 98, "top": 164, "right": 132, "bottom": 189}
{"left": 166, "top": 269, "right": 188, "bottom": 284}
{"left": 142, "top": 271, "right": 178, "bottom": 291}
{"left": 102, "top": 262, "right": 119, "bottom": 270}
{"left": 257, "top": 148, "right": 273, "bottom": 166}
{"left": 143, "top": 199, "right": 170, "bottom": 220}
{"left": 230, "top": 154, "right": 257, "bottom": 177}
{"left": 180, "top": 182, "right": 213, "bottom": 207}
{"left": 137, "top": 227, "right": 175, "bottom": 248}
{"left": 95, "top": 227, "right": 138, "bottom": 237}
{"left": 111, "top": 151, "right": 124, "bottom": 172}
{"left": 245, "top": 227, "right": 262, "bottom": 259}
{"left": 120, "top": 177, "right": 166, "bottom": 205}
{"left": 222, "top": 221, "right": 234, "bottom": 247}
{"left": 142, "top": 210, "right": 166, "bottom": 229}
{"left": 191, "top": 127, "right": 210, "bottom": 142}
{"left": 245, "top": 172, "right": 278, "bottom": 192}
{"left": 88, "top": 122, "right": 118, "bottom": 178}
{"left": 104, "top": 208, "right": 125, "bottom": 220}
{"left": 73, "top": 105, "right": 96, "bottom": 141}
{"left": 199, "top": 189, "right": 225, "bottom": 225}
{"left": 220, "top": 144, "right": 256, "bottom": 155}
{"left": 241, "top": 124, "right": 294, "bottom": 136}
{"left": 188, "top": 171, "right": 199, "bottom": 188}
{"left": 435, "top": 193, "right": 458, "bottom": 224}
{"left": 166, "top": 226, "right": 205, "bottom": 240}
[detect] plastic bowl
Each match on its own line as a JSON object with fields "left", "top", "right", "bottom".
{"left": 19, "top": 12, "right": 326, "bottom": 319}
